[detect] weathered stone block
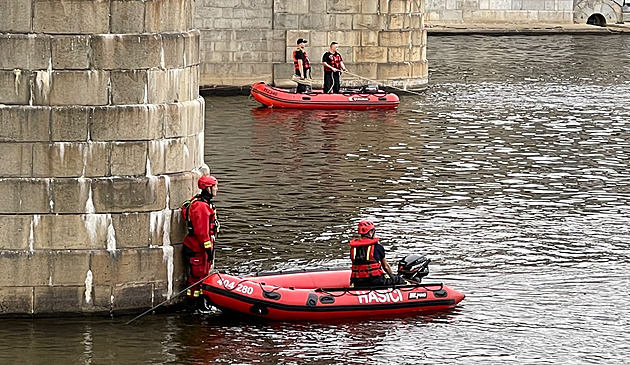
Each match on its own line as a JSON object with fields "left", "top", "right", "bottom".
{"left": 0, "top": 106, "right": 50, "bottom": 142}
{"left": 165, "top": 173, "right": 195, "bottom": 210}
{"left": 149, "top": 209, "right": 174, "bottom": 247}
{"left": 379, "top": 30, "right": 411, "bottom": 47}
{"left": 91, "top": 105, "right": 163, "bottom": 141}
{"left": 0, "top": 34, "right": 51, "bottom": 70}
{"left": 349, "top": 62, "right": 377, "bottom": 80}
{"left": 388, "top": 47, "right": 409, "bottom": 63}
{"left": 111, "top": 213, "right": 151, "bottom": 249}
{"left": 327, "top": 31, "right": 360, "bottom": 46}
{"left": 0, "top": 70, "right": 32, "bottom": 104}
{"left": 111, "top": 0, "right": 145, "bottom": 34}
{"left": 0, "top": 143, "right": 32, "bottom": 177}
{"left": 111, "top": 141, "right": 148, "bottom": 176}
{"left": 411, "top": 60, "right": 428, "bottom": 77}
{"left": 354, "top": 46, "right": 388, "bottom": 63}
{"left": 146, "top": 70, "right": 168, "bottom": 104}
{"left": 32, "top": 142, "right": 110, "bottom": 178}
{"left": 388, "top": 0, "right": 409, "bottom": 13}
{"left": 110, "top": 71, "right": 148, "bottom": 105}
{"left": 34, "top": 213, "right": 110, "bottom": 249}
{"left": 299, "top": 14, "right": 331, "bottom": 29}
{"left": 161, "top": 138, "right": 187, "bottom": 173}
{"left": 0, "top": 0, "right": 32, "bottom": 33}
{"left": 411, "top": 29, "right": 427, "bottom": 47}
{"left": 50, "top": 250, "right": 90, "bottom": 286}
{"left": 50, "top": 106, "right": 89, "bottom": 142}
{"left": 387, "top": 13, "right": 411, "bottom": 30}
{"left": 273, "top": 13, "right": 299, "bottom": 29}
{"left": 51, "top": 35, "right": 90, "bottom": 70}
{"left": 92, "top": 34, "right": 162, "bottom": 70}
{"left": 112, "top": 283, "right": 153, "bottom": 311}
{"left": 331, "top": 14, "right": 354, "bottom": 30}
{"left": 92, "top": 285, "right": 112, "bottom": 312}
{"left": 186, "top": 98, "right": 205, "bottom": 136}
{"left": 50, "top": 178, "right": 89, "bottom": 213}
{"left": 163, "top": 103, "right": 184, "bottom": 138}
{"left": 327, "top": 0, "right": 361, "bottom": 13}
{"left": 91, "top": 248, "right": 167, "bottom": 286}
{"left": 33, "top": 0, "right": 110, "bottom": 34}
{"left": 41, "top": 71, "right": 109, "bottom": 106}
{"left": 353, "top": 14, "right": 386, "bottom": 30}
{"left": 145, "top": 0, "right": 189, "bottom": 33}
{"left": 362, "top": 0, "right": 379, "bottom": 13}
{"left": 0, "top": 251, "right": 50, "bottom": 286}
{"left": 162, "top": 33, "right": 186, "bottom": 69}
{"left": 360, "top": 31, "right": 380, "bottom": 46}
{"left": 92, "top": 177, "right": 166, "bottom": 213}
{"left": 275, "top": 0, "right": 309, "bottom": 14}
{"left": 377, "top": 62, "right": 412, "bottom": 79}
{"left": 0, "top": 178, "right": 50, "bottom": 214}
{"left": 0, "top": 215, "right": 31, "bottom": 250}
{"left": 190, "top": 65, "right": 200, "bottom": 99}
{"left": 0, "top": 287, "right": 32, "bottom": 314}
{"left": 169, "top": 212, "right": 187, "bottom": 245}
{"left": 34, "top": 286, "right": 85, "bottom": 314}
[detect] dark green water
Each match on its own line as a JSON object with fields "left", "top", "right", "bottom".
{"left": 2, "top": 35, "right": 630, "bottom": 364}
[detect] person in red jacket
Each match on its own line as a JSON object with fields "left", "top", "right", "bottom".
{"left": 182, "top": 175, "right": 220, "bottom": 312}
{"left": 349, "top": 220, "right": 407, "bottom": 288}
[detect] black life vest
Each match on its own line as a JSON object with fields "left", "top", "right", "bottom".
{"left": 182, "top": 195, "right": 220, "bottom": 237}
{"left": 293, "top": 48, "right": 310, "bottom": 70}
{"left": 350, "top": 237, "right": 385, "bottom": 279}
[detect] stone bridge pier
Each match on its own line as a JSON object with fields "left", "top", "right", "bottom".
{"left": 0, "top": 0, "right": 204, "bottom": 315}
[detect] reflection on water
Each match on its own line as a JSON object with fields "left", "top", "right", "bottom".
{"left": 2, "top": 35, "right": 630, "bottom": 364}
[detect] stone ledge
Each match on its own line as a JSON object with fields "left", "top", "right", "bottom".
{"left": 425, "top": 22, "right": 630, "bottom": 35}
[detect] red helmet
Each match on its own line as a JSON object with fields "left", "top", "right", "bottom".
{"left": 198, "top": 175, "right": 218, "bottom": 190}
{"left": 357, "top": 220, "right": 375, "bottom": 235}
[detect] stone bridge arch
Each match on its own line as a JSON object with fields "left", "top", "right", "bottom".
{"left": 574, "top": 0, "right": 624, "bottom": 25}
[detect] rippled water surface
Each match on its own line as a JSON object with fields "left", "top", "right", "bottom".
{"left": 3, "top": 35, "right": 630, "bottom": 364}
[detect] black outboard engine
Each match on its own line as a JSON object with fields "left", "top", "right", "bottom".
{"left": 397, "top": 254, "right": 431, "bottom": 282}
{"left": 360, "top": 84, "right": 381, "bottom": 94}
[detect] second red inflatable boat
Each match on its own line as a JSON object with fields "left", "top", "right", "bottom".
{"left": 250, "top": 82, "right": 400, "bottom": 110}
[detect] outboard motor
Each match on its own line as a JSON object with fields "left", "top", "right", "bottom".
{"left": 397, "top": 254, "right": 431, "bottom": 282}
{"left": 360, "top": 84, "right": 381, "bottom": 94}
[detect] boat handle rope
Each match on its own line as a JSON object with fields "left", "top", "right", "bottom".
{"left": 215, "top": 272, "right": 282, "bottom": 295}
{"left": 316, "top": 282, "right": 444, "bottom": 297}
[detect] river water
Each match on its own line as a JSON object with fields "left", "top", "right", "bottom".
{"left": 2, "top": 35, "right": 630, "bottom": 364}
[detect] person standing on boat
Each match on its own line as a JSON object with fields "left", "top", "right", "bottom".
{"left": 293, "top": 38, "right": 312, "bottom": 93}
{"left": 349, "top": 220, "right": 407, "bottom": 288}
{"left": 181, "top": 175, "right": 220, "bottom": 312}
{"left": 322, "top": 42, "right": 347, "bottom": 93}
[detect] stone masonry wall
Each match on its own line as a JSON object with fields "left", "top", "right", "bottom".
{"left": 0, "top": 0, "right": 204, "bottom": 315}
{"left": 195, "top": 0, "right": 428, "bottom": 90}
{"left": 425, "top": 0, "right": 575, "bottom": 24}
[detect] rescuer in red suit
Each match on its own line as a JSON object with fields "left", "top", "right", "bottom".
{"left": 349, "top": 220, "right": 407, "bottom": 288}
{"left": 182, "top": 175, "right": 220, "bottom": 312}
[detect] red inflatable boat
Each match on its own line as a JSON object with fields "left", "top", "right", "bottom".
{"left": 250, "top": 82, "right": 399, "bottom": 110}
{"left": 202, "top": 269, "right": 465, "bottom": 321}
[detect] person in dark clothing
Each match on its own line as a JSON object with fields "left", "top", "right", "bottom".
{"left": 349, "top": 220, "right": 408, "bottom": 288}
{"left": 292, "top": 38, "right": 312, "bottom": 93}
{"left": 322, "top": 42, "right": 347, "bottom": 93}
